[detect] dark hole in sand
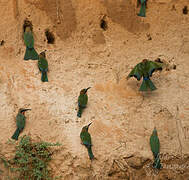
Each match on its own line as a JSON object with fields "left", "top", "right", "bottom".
{"left": 0, "top": 40, "right": 4, "bottom": 46}
{"left": 183, "top": 6, "right": 188, "bottom": 15}
{"left": 100, "top": 19, "right": 108, "bottom": 31}
{"left": 45, "top": 29, "right": 55, "bottom": 44}
{"left": 173, "top": 64, "right": 176, "bottom": 69}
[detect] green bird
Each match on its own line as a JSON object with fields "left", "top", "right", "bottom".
{"left": 150, "top": 127, "right": 162, "bottom": 169}
{"left": 80, "top": 122, "right": 94, "bottom": 160}
{"left": 38, "top": 51, "right": 48, "bottom": 82}
{"left": 11, "top": 108, "right": 31, "bottom": 140}
{"left": 77, "top": 87, "right": 91, "bottom": 118}
{"left": 127, "top": 59, "right": 162, "bottom": 91}
{"left": 137, "top": 0, "right": 147, "bottom": 17}
{"left": 24, "top": 26, "right": 39, "bottom": 60}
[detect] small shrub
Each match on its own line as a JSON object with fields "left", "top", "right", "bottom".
{"left": 9, "top": 135, "right": 61, "bottom": 180}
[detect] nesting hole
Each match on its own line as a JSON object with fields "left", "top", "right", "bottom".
{"left": 172, "top": 64, "right": 176, "bottom": 70}
{"left": 0, "top": 40, "right": 4, "bottom": 46}
{"left": 45, "top": 29, "right": 55, "bottom": 44}
{"left": 100, "top": 19, "right": 108, "bottom": 31}
{"left": 183, "top": 6, "right": 188, "bottom": 15}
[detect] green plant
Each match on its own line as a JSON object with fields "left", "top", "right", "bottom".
{"left": 9, "top": 135, "right": 61, "bottom": 180}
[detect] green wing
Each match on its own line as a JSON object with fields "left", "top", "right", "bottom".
{"left": 38, "top": 57, "right": 48, "bottom": 70}
{"left": 24, "top": 32, "right": 34, "bottom": 49}
{"left": 78, "top": 94, "right": 88, "bottom": 107}
{"left": 16, "top": 113, "right": 26, "bottom": 130}
{"left": 80, "top": 131, "right": 92, "bottom": 145}
{"left": 147, "top": 61, "right": 162, "bottom": 77}
{"left": 150, "top": 131, "right": 160, "bottom": 156}
{"left": 127, "top": 63, "right": 143, "bottom": 81}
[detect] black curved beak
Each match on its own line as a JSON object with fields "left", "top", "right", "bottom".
{"left": 21, "top": 109, "right": 31, "bottom": 113}
{"left": 40, "top": 50, "right": 46, "bottom": 57}
{"left": 85, "top": 87, "right": 91, "bottom": 93}
{"left": 87, "top": 122, "right": 92, "bottom": 127}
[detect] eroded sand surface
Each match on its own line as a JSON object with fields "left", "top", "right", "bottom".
{"left": 0, "top": 0, "right": 189, "bottom": 179}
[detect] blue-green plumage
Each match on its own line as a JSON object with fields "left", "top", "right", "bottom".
{"left": 139, "top": 77, "right": 156, "bottom": 91}
{"left": 80, "top": 122, "right": 94, "bottom": 160}
{"left": 38, "top": 51, "right": 48, "bottom": 82}
{"left": 127, "top": 59, "right": 162, "bottom": 91}
{"left": 11, "top": 108, "right": 31, "bottom": 140}
{"left": 150, "top": 128, "right": 162, "bottom": 169}
{"left": 24, "top": 26, "right": 38, "bottom": 60}
{"left": 77, "top": 87, "right": 91, "bottom": 117}
{"left": 138, "top": 0, "right": 146, "bottom": 17}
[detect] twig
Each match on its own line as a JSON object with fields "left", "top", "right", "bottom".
{"left": 56, "top": 0, "right": 61, "bottom": 24}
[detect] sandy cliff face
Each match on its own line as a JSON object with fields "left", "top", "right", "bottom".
{"left": 0, "top": 0, "right": 189, "bottom": 179}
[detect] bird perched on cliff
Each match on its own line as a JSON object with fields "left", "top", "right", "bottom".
{"left": 80, "top": 122, "right": 94, "bottom": 160}
{"left": 77, "top": 87, "right": 91, "bottom": 117}
{"left": 38, "top": 51, "right": 48, "bottom": 82}
{"left": 24, "top": 26, "right": 39, "bottom": 60}
{"left": 150, "top": 127, "right": 162, "bottom": 169}
{"left": 127, "top": 59, "right": 162, "bottom": 91}
{"left": 137, "top": 0, "right": 147, "bottom": 17}
{"left": 11, "top": 108, "right": 31, "bottom": 140}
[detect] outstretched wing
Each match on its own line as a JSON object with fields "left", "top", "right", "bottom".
{"left": 24, "top": 32, "right": 34, "bottom": 49}
{"left": 147, "top": 61, "right": 162, "bottom": 77}
{"left": 127, "top": 63, "right": 143, "bottom": 81}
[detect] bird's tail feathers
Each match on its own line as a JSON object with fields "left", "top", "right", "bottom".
{"left": 87, "top": 146, "right": 94, "bottom": 160}
{"left": 137, "top": 2, "right": 146, "bottom": 17}
{"left": 77, "top": 106, "right": 83, "bottom": 118}
{"left": 11, "top": 128, "right": 20, "bottom": 140}
{"left": 41, "top": 71, "right": 48, "bottom": 82}
{"left": 24, "top": 47, "right": 39, "bottom": 60}
{"left": 140, "top": 78, "right": 157, "bottom": 91}
{"left": 153, "top": 153, "right": 162, "bottom": 169}
{"left": 147, "top": 78, "right": 157, "bottom": 91}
